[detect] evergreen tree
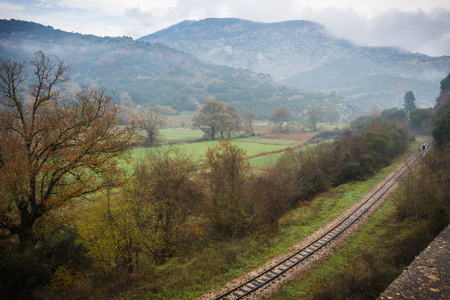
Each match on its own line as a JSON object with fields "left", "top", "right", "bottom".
{"left": 432, "top": 100, "right": 450, "bottom": 148}
{"left": 440, "top": 72, "right": 450, "bottom": 94}
{"left": 403, "top": 91, "right": 416, "bottom": 114}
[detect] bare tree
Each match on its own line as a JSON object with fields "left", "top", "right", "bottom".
{"left": 223, "top": 105, "right": 242, "bottom": 138}
{"left": 244, "top": 110, "right": 256, "bottom": 136}
{"left": 137, "top": 107, "right": 167, "bottom": 146}
{"left": 0, "top": 52, "right": 136, "bottom": 250}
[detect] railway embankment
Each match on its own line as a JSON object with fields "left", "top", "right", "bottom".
{"left": 378, "top": 224, "right": 450, "bottom": 299}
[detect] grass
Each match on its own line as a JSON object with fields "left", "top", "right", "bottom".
{"left": 130, "top": 137, "right": 303, "bottom": 167}
{"left": 125, "top": 140, "right": 423, "bottom": 299}
{"left": 247, "top": 141, "right": 330, "bottom": 168}
{"left": 268, "top": 200, "right": 402, "bottom": 300}
{"left": 139, "top": 127, "right": 319, "bottom": 171}
{"left": 237, "top": 137, "right": 305, "bottom": 146}
{"left": 159, "top": 128, "right": 204, "bottom": 142}
{"left": 248, "top": 152, "right": 285, "bottom": 168}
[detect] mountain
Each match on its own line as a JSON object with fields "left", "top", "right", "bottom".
{"left": 0, "top": 19, "right": 348, "bottom": 118}
{"left": 140, "top": 18, "right": 352, "bottom": 81}
{"left": 140, "top": 18, "right": 450, "bottom": 112}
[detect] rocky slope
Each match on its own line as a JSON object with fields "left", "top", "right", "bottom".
{"left": 140, "top": 18, "right": 450, "bottom": 111}
{"left": 140, "top": 18, "right": 352, "bottom": 81}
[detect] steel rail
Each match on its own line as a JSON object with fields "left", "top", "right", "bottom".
{"left": 214, "top": 139, "right": 430, "bottom": 300}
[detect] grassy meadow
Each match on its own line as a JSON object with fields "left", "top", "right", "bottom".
{"left": 132, "top": 127, "right": 319, "bottom": 170}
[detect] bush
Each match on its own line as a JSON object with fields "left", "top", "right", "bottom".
{"left": 308, "top": 129, "right": 343, "bottom": 143}
{"left": 396, "top": 146, "right": 450, "bottom": 237}
{"left": 204, "top": 139, "right": 259, "bottom": 239}
{"left": 432, "top": 100, "right": 450, "bottom": 148}
{"left": 313, "top": 250, "right": 404, "bottom": 300}
{"left": 269, "top": 118, "right": 409, "bottom": 207}
{"left": 339, "top": 161, "right": 364, "bottom": 182}
{"left": 0, "top": 225, "right": 89, "bottom": 299}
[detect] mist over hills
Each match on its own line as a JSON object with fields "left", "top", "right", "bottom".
{"left": 0, "top": 19, "right": 347, "bottom": 118}
{"left": 2, "top": 18, "right": 448, "bottom": 118}
{"left": 140, "top": 18, "right": 450, "bottom": 111}
{"left": 140, "top": 18, "right": 352, "bottom": 80}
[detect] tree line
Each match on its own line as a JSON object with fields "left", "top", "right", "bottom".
{"left": 137, "top": 98, "right": 342, "bottom": 145}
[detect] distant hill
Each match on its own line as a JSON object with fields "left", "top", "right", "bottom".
{"left": 140, "top": 18, "right": 450, "bottom": 112}
{"left": 0, "top": 19, "right": 348, "bottom": 118}
{"left": 140, "top": 18, "right": 351, "bottom": 81}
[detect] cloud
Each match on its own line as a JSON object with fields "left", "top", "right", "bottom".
{"left": 1, "top": 0, "right": 449, "bottom": 56}
{"left": 121, "top": 1, "right": 450, "bottom": 56}
{"left": 295, "top": 7, "right": 450, "bottom": 56}
{"left": 123, "top": 0, "right": 236, "bottom": 29}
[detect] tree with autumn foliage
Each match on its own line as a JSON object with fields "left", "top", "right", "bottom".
{"left": 267, "top": 106, "right": 291, "bottom": 133}
{"left": 204, "top": 139, "right": 258, "bottom": 239}
{"left": 125, "top": 148, "right": 203, "bottom": 264}
{"left": 77, "top": 148, "right": 203, "bottom": 281}
{"left": 0, "top": 52, "right": 136, "bottom": 250}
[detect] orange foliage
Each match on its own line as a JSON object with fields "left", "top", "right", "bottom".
{"left": 0, "top": 52, "right": 137, "bottom": 249}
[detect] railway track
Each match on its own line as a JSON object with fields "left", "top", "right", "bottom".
{"left": 213, "top": 138, "right": 430, "bottom": 300}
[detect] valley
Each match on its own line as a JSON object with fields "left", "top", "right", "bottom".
{"left": 0, "top": 15, "right": 449, "bottom": 300}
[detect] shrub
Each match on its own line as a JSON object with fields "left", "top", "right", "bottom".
{"left": 0, "top": 224, "right": 88, "bottom": 299}
{"left": 396, "top": 146, "right": 450, "bottom": 237}
{"left": 269, "top": 118, "right": 409, "bottom": 208}
{"left": 203, "top": 139, "right": 259, "bottom": 239}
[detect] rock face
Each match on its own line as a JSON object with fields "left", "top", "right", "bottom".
{"left": 140, "top": 18, "right": 450, "bottom": 111}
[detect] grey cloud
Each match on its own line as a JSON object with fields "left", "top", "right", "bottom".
{"left": 316, "top": 8, "right": 450, "bottom": 56}
{"left": 123, "top": 0, "right": 298, "bottom": 37}
{"left": 124, "top": 2, "right": 450, "bottom": 56}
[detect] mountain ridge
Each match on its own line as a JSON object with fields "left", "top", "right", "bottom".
{"left": 0, "top": 19, "right": 348, "bottom": 118}
{"left": 140, "top": 18, "right": 352, "bottom": 80}
{"left": 140, "top": 18, "right": 450, "bottom": 111}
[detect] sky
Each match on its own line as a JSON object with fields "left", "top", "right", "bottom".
{"left": 1, "top": 0, "right": 450, "bottom": 56}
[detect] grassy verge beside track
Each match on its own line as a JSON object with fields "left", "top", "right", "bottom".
{"left": 269, "top": 140, "right": 430, "bottom": 300}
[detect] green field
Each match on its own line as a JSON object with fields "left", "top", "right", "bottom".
{"left": 160, "top": 128, "right": 205, "bottom": 142}
{"left": 236, "top": 137, "right": 302, "bottom": 146}
{"left": 132, "top": 139, "right": 288, "bottom": 162}
{"left": 248, "top": 152, "right": 285, "bottom": 168}
{"left": 133, "top": 128, "right": 314, "bottom": 170}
